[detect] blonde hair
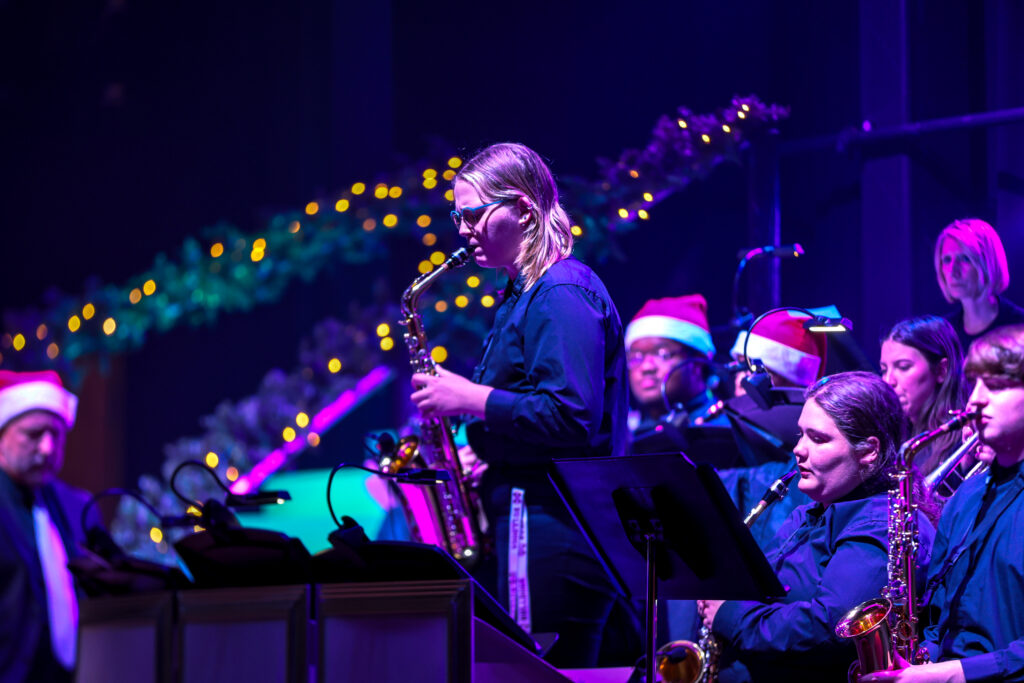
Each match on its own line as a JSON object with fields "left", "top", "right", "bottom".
{"left": 454, "top": 143, "right": 573, "bottom": 290}
{"left": 933, "top": 218, "right": 1010, "bottom": 303}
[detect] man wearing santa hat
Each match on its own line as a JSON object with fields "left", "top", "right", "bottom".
{"left": 0, "top": 370, "right": 95, "bottom": 683}
{"left": 624, "top": 294, "right": 725, "bottom": 446}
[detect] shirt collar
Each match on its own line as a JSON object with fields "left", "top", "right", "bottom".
{"left": 503, "top": 271, "right": 525, "bottom": 302}
{"left": 810, "top": 481, "right": 879, "bottom": 518}
{"left": 833, "top": 481, "right": 877, "bottom": 504}
{"left": 989, "top": 458, "right": 1024, "bottom": 486}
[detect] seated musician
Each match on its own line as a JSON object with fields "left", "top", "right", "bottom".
{"left": 626, "top": 294, "right": 728, "bottom": 454}
{"left": 664, "top": 310, "right": 827, "bottom": 643}
{"left": 720, "top": 309, "right": 828, "bottom": 548}
{"left": 698, "top": 371, "right": 935, "bottom": 683}
{"left": 864, "top": 324, "right": 1024, "bottom": 683}
{"left": 880, "top": 315, "right": 970, "bottom": 496}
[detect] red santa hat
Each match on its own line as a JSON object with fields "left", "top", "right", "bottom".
{"left": 625, "top": 294, "right": 716, "bottom": 357}
{"left": 0, "top": 370, "right": 78, "bottom": 432}
{"left": 730, "top": 310, "right": 828, "bottom": 387}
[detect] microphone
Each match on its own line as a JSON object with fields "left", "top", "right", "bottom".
{"left": 737, "top": 243, "right": 805, "bottom": 261}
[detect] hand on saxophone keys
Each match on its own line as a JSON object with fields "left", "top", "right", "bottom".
{"left": 458, "top": 444, "right": 488, "bottom": 482}
{"left": 410, "top": 365, "right": 492, "bottom": 419}
{"left": 696, "top": 599, "right": 724, "bottom": 629}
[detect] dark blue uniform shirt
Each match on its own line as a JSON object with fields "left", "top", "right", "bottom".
{"left": 922, "top": 460, "right": 1024, "bottom": 682}
{"left": 466, "top": 257, "right": 628, "bottom": 511}
{"left": 946, "top": 295, "right": 1024, "bottom": 355}
{"left": 713, "top": 489, "right": 935, "bottom": 683}
{"left": 462, "top": 257, "right": 630, "bottom": 667}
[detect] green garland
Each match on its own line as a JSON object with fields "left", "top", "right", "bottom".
{"left": 6, "top": 96, "right": 789, "bottom": 562}
{"left": 1, "top": 95, "right": 787, "bottom": 377}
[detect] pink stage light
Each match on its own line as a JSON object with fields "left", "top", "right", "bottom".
{"left": 230, "top": 365, "right": 394, "bottom": 494}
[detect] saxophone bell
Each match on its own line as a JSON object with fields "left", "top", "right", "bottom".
{"left": 835, "top": 597, "right": 894, "bottom": 677}
{"left": 834, "top": 408, "right": 979, "bottom": 676}
{"left": 651, "top": 640, "right": 706, "bottom": 683}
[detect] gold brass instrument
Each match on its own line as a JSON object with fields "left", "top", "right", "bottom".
{"left": 383, "top": 247, "right": 489, "bottom": 565}
{"left": 835, "top": 408, "right": 981, "bottom": 677}
{"left": 651, "top": 470, "right": 798, "bottom": 683}
{"left": 923, "top": 433, "right": 986, "bottom": 499}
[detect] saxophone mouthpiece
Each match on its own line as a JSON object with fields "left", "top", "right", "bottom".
{"left": 447, "top": 248, "right": 470, "bottom": 268}
{"left": 943, "top": 407, "right": 983, "bottom": 432}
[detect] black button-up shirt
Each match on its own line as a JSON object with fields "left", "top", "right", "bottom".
{"left": 713, "top": 488, "right": 935, "bottom": 682}
{"left": 466, "top": 257, "right": 628, "bottom": 512}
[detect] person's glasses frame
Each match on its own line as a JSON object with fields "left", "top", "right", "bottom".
{"left": 450, "top": 200, "right": 506, "bottom": 228}
{"left": 626, "top": 347, "right": 687, "bottom": 369}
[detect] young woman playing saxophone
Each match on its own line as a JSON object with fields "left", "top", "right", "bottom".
{"left": 409, "top": 142, "right": 630, "bottom": 667}
{"left": 697, "top": 372, "right": 936, "bottom": 683}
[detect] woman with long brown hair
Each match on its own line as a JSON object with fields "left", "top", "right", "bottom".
{"left": 880, "top": 315, "right": 969, "bottom": 490}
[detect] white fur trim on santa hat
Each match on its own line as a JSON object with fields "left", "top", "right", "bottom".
{"left": 0, "top": 381, "right": 78, "bottom": 431}
{"left": 730, "top": 331, "right": 749, "bottom": 362}
{"left": 625, "top": 315, "right": 715, "bottom": 357}
{"left": 732, "top": 331, "right": 822, "bottom": 387}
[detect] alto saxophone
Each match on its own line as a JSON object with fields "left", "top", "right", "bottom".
{"left": 652, "top": 470, "right": 798, "bottom": 683}
{"left": 835, "top": 408, "right": 981, "bottom": 677}
{"left": 383, "top": 247, "right": 489, "bottom": 566}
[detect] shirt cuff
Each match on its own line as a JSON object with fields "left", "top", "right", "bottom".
{"left": 485, "top": 388, "right": 519, "bottom": 430}
{"left": 711, "top": 599, "right": 751, "bottom": 640}
{"left": 960, "top": 652, "right": 1002, "bottom": 682}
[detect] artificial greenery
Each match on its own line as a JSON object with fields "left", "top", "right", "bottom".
{"left": 4, "top": 96, "right": 788, "bottom": 561}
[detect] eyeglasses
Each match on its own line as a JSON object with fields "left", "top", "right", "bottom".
{"left": 626, "top": 347, "right": 686, "bottom": 368}
{"left": 451, "top": 200, "right": 505, "bottom": 229}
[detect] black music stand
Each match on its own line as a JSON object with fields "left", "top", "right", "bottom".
{"left": 550, "top": 454, "right": 784, "bottom": 683}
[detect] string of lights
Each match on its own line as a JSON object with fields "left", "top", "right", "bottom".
{"left": 1, "top": 96, "right": 786, "bottom": 377}
{"left": 33, "top": 96, "right": 787, "bottom": 562}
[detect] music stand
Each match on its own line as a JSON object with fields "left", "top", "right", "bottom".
{"left": 550, "top": 454, "right": 784, "bottom": 683}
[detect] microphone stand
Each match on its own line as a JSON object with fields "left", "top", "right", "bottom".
{"left": 731, "top": 243, "right": 805, "bottom": 329}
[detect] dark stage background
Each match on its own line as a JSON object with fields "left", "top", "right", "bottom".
{"left": 1, "top": 0, "right": 1023, "bottom": 493}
